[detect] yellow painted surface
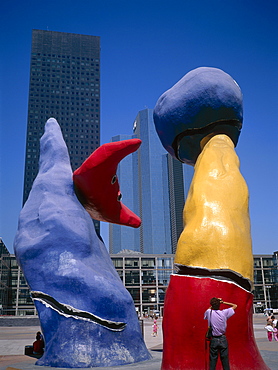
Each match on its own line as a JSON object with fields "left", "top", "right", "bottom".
{"left": 175, "top": 134, "right": 253, "bottom": 282}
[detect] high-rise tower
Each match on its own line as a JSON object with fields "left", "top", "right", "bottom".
{"left": 133, "top": 109, "right": 172, "bottom": 254}
{"left": 109, "top": 109, "right": 193, "bottom": 254}
{"left": 109, "top": 135, "right": 140, "bottom": 254}
{"left": 23, "top": 30, "right": 100, "bottom": 207}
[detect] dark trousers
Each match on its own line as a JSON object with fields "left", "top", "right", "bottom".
{"left": 209, "top": 335, "right": 230, "bottom": 370}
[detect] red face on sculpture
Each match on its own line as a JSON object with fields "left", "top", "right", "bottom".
{"left": 73, "top": 139, "right": 142, "bottom": 228}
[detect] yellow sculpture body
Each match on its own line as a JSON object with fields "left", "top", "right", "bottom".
{"left": 175, "top": 134, "right": 253, "bottom": 283}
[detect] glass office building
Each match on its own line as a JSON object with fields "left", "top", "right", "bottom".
{"left": 166, "top": 152, "right": 188, "bottom": 254}
{"left": 109, "top": 109, "right": 193, "bottom": 254}
{"left": 133, "top": 109, "right": 172, "bottom": 254}
{"left": 23, "top": 30, "right": 100, "bottom": 232}
{"left": 109, "top": 135, "right": 140, "bottom": 253}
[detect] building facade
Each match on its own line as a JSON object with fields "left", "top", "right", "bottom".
{"left": 111, "top": 251, "right": 278, "bottom": 316}
{"left": 253, "top": 252, "right": 278, "bottom": 313}
{"left": 110, "top": 252, "right": 174, "bottom": 316}
{"left": 0, "top": 239, "right": 10, "bottom": 315}
{"left": 109, "top": 109, "right": 193, "bottom": 255}
{"left": 0, "top": 239, "right": 36, "bottom": 316}
{"left": 1, "top": 249, "right": 278, "bottom": 316}
{"left": 23, "top": 30, "right": 100, "bottom": 232}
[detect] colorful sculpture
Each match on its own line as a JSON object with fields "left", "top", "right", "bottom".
{"left": 14, "top": 118, "right": 151, "bottom": 368}
{"left": 73, "top": 139, "right": 141, "bottom": 228}
{"left": 153, "top": 67, "right": 269, "bottom": 369}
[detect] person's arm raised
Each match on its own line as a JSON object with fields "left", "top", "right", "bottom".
{"left": 219, "top": 298, "right": 237, "bottom": 310}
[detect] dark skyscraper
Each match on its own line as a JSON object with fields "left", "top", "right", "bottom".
{"left": 23, "top": 30, "right": 100, "bottom": 206}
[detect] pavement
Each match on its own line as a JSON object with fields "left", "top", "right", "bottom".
{"left": 0, "top": 315, "right": 278, "bottom": 370}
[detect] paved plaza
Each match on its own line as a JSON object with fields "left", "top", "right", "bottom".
{"left": 0, "top": 315, "right": 278, "bottom": 370}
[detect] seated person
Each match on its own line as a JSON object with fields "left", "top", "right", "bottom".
{"left": 33, "top": 333, "right": 44, "bottom": 354}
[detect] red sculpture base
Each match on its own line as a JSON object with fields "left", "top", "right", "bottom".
{"left": 161, "top": 275, "right": 269, "bottom": 370}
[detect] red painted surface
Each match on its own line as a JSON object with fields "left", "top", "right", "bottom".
{"left": 73, "top": 139, "right": 141, "bottom": 228}
{"left": 161, "top": 275, "right": 269, "bottom": 370}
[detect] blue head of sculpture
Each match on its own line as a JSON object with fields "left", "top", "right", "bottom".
{"left": 153, "top": 67, "right": 243, "bottom": 165}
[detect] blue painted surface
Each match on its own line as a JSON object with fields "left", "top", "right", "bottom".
{"left": 153, "top": 67, "right": 243, "bottom": 165}
{"left": 14, "top": 118, "right": 151, "bottom": 368}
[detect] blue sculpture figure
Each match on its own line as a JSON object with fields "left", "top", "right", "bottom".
{"left": 153, "top": 67, "right": 243, "bottom": 165}
{"left": 14, "top": 118, "right": 151, "bottom": 368}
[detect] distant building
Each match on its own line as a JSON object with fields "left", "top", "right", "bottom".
{"left": 109, "top": 109, "right": 193, "bottom": 254}
{"left": 133, "top": 109, "right": 172, "bottom": 254}
{"left": 23, "top": 29, "right": 101, "bottom": 233}
{"left": 110, "top": 251, "right": 174, "bottom": 316}
{"left": 0, "top": 238, "right": 9, "bottom": 256}
{"left": 0, "top": 238, "right": 10, "bottom": 314}
{"left": 109, "top": 135, "right": 140, "bottom": 253}
{"left": 0, "top": 239, "right": 35, "bottom": 316}
{"left": 110, "top": 251, "right": 278, "bottom": 316}
{"left": 166, "top": 153, "right": 188, "bottom": 254}
{"left": 1, "top": 247, "right": 278, "bottom": 315}
{"left": 253, "top": 252, "right": 278, "bottom": 313}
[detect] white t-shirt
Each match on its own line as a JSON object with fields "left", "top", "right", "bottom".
{"left": 265, "top": 325, "right": 274, "bottom": 332}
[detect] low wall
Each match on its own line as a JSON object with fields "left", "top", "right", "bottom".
{"left": 0, "top": 316, "right": 40, "bottom": 326}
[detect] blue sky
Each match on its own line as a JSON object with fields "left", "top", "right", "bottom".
{"left": 0, "top": 0, "right": 277, "bottom": 254}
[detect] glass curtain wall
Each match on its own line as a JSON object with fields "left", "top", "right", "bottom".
{"left": 111, "top": 254, "right": 174, "bottom": 317}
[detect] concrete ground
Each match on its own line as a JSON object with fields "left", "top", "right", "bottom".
{"left": 0, "top": 314, "right": 277, "bottom": 370}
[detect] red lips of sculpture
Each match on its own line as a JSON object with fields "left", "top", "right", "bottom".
{"left": 73, "top": 139, "right": 142, "bottom": 228}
